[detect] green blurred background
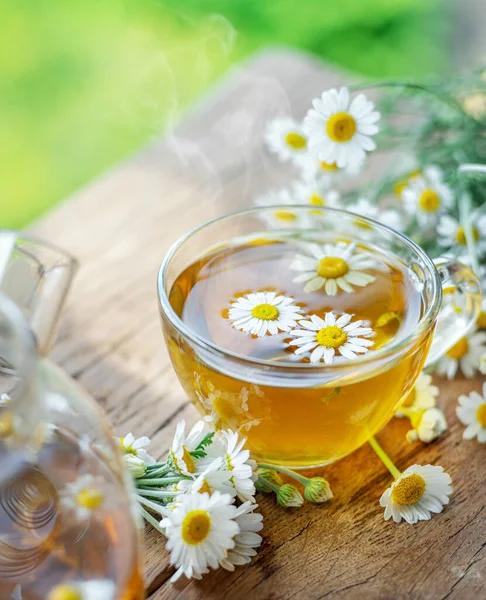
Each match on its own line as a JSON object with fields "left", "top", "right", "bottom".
{"left": 2, "top": 0, "right": 450, "bottom": 228}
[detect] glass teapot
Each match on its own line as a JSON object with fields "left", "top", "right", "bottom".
{"left": 0, "top": 232, "right": 144, "bottom": 600}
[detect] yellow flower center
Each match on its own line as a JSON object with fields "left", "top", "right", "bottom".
{"left": 309, "top": 194, "right": 325, "bottom": 206}
{"left": 402, "top": 387, "right": 416, "bottom": 408}
{"left": 393, "top": 181, "right": 407, "bottom": 197}
{"left": 316, "top": 326, "right": 348, "bottom": 348}
{"left": 392, "top": 473, "right": 426, "bottom": 505}
{"left": 181, "top": 509, "right": 211, "bottom": 545}
{"left": 326, "top": 112, "right": 357, "bottom": 143}
{"left": 446, "top": 336, "right": 469, "bottom": 360}
{"left": 477, "top": 311, "right": 486, "bottom": 329}
{"left": 320, "top": 161, "right": 339, "bottom": 171}
{"left": 317, "top": 256, "right": 349, "bottom": 279}
{"left": 48, "top": 585, "right": 82, "bottom": 600}
{"left": 182, "top": 446, "right": 196, "bottom": 473}
{"left": 76, "top": 488, "right": 104, "bottom": 510}
{"left": 284, "top": 131, "right": 307, "bottom": 150}
{"left": 418, "top": 189, "right": 441, "bottom": 212}
{"left": 375, "top": 311, "right": 401, "bottom": 328}
{"left": 274, "top": 210, "right": 297, "bottom": 222}
{"left": 251, "top": 303, "right": 279, "bottom": 321}
{"left": 455, "top": 225, "right": 479, "bottom": 246}
{"left": 476, "top": 403, "right": 486, "bottom": 427}
{"left": 119, "top": 437, "right": 137, "bottom": 455}
{"left": 198, "top": 480, "right": 212, "bottom": 495}
{"left": 0, "top": 412, "right": 14, "bottom": 438}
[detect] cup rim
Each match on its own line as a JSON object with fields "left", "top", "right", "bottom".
{"left": 157, "top": 205, "right": 442, "bottom": 373}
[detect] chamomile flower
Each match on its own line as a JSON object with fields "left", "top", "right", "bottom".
{"left": 346, "top": 197, "right": 405, "bottom": 232}
{"left": 437, "top": 214, "right": 486, "bottom": 255}
{"left": 215, "top": 430, "right": 257, "bottom": 502}
{"left": 47, "top": 580, "right": 116, "bottom": 600}
{"left": 406, "top": 408, "right": 448, "bottom": 443}
{"left": 59, "top": 474, "right": 106, "bottom": 522}
{"left": 254, "top": 187, "right": 309, "bottom": 228}
{"left": 123, "top": 455, "right": 147, "bottom": 478}
{"left": 219, "top": 501, "right": 263, "bottom": 571}
{"left": 289, "top": 241, "right": 375, "bottom": 295}
{"left": 117, "top": 433, "right": 155, "bottom": 465}
{"left": 295, "top": 152, "right": 361, "bottom": 182}
{"left": 169, "top": 420, "right": 213, "bottom": 476}
{"left": 228, "top": 291, "right": 302, "bottom": 337}
{"left": 402, "top": 165, "right": 454, "bottom": 227}
{"left": 160, "top": 491, "right": 239, "bottom": 582}
{"left": 396, "top": 372, "right": 439, "bottom": 417}
{"left": 456, "top": 383, "right": 486, "bottom": 442}
{"left": 380, "top": 464, "right": 452, "bottom": 524}
{"left": 303, "top": 87, "right": 380, "bottom": 170}
{"left": 435, "top": 330, "right": 486, "bottom": 379}
{"left": 292, "top": 178, "right": 341, "bottom": 210}
{"left": 175, "top": 457, "right": 235, "bottom": 498}
{"left": 264, "top": 117, "right": 308, "bottom": 162}
{"left": 288, "top": 312, "right": 374, "bottom": 364}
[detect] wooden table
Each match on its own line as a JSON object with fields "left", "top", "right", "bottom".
{"left": 32, "top": 49, "right": 486, "bottom": 600}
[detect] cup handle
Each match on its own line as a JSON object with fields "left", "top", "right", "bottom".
{"left": 425, "top": 257, "right": 482, "bottom": 367}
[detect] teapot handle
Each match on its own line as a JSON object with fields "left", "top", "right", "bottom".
{"left": 0, "top": 231, "right": 78, "bottom": 355}
{"left": 425, "top": 257, "right": 482, "bottom": 366}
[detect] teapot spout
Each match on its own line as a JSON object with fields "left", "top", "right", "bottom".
{"left": 0, "top": 230, "right": 78, "bottom": 355}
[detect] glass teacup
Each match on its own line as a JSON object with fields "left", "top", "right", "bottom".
{"left": 157, "top": 207, "right": 481, "bottom": 468}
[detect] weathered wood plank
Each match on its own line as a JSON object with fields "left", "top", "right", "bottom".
{"left": 30, "top": 48, "right": 486, "bottom": 599}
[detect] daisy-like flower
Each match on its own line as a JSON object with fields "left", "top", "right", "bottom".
{"left": 168, "top": 420, "right": 215, "bottom": 476}
{"left": 406, "top": 408, "right": 448, "bottom": 443}
{"left": 292, "top": 178, "right": 341, "bottom": 211}
{"left": 402, "top": 165, "right": 454, "bottom": 227}
{"left": 456, "top": 382, "right": 486, "bottom": 442}
{"left": 160, "top": 491, "right": 239, "bottom": 582}
{"left": 228, "top": 291, "right": 302, "bottom": 337}
{"left": 59, "top": 474, "right": 106, "bottom": 522}
{"left": 288, "top": 312, "right": 374, "bottom": 364}
{"left": 264, "top": 117, "right": 308, "bottom": 162}
{"left": 254, "top": 187, "right": 309, "bottom": 228}
{"left": 435, "top": 330, "right": 486, "bottom": 379}
{"left": 47, "top": 580, "right": 116, "bottom": 600}
{"left": 437, "top": 214, "right": 486, "bottom": 255}
{"left": 290, "top": 242, "right": 375, "bottom": 295}
{"left": 303, "top": 87, "right": 380, "bottom": 170}
{"left": 174, "top": 457, "right": 235, "bottom": 498}
{"left": 380, "top": 464, "right": 452, "bottom": 524}
{"left": 219, "top": 501, "right": 263, "bottom": 571}
{"left": 393, "top": 169, "right": 422, "bottom": 198}
{"left": 346, "top": 197, "right": 405, "bottom": 232}
{"left": 396, "top": 372, "right": 439, "bottom": 417}
{"left": 123, "top": 454, "right": 147, "bottom": 478}
{"left": 117, "top": 433, "right": 155, "bottom": 465}
{"left": 295, "top": 152, "right": 362, "bottom": 182}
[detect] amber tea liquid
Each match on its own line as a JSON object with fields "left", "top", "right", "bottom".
{"left": 166, "top": 237, "right": 433, "bottom": 467}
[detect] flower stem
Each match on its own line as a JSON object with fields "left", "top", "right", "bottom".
{"left": 135, "top": 494, "right": 167, "bottom": 514}
{"left": 368, "top": 436, "right": 401, "bottom": 480}
{"left": 257, "top": 478, "right": 281, "bottom": 494}
{"left": 257, "top": 463, "right": 310, "bottom": 486}
{"left": 144, "top": 465, "right": 170, "bottom": 478}
{"left": 135, "top": 476, "right": 188, "bottom": 486}
{"left": 140, "top": 507, "right": 166, "bottom": 535}
{"left": 136, "top": 488, "right": 179, "bottom": 499}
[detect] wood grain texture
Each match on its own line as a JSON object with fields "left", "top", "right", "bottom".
{"left": 30, "top": 48, "right": 486, "bottom": 600}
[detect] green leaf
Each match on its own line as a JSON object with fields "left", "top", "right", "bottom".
{"left": 190, "top": 432, "right": 216, "bottom": 459}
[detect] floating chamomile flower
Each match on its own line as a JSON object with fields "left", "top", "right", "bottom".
{"left": 117, "top": 432, "right": 155, "bottom": 465}
{"left": 290, "top": 242, "right": 375, "bottom": 295}
{"left": 59, "top": 474, "right": 106, "bottom": 522}
{"left": 456, "top": 382, "right": 486, "bottom": 442}
{"left": 346, "top": 197, "right": 405, "bottom": 232}
{"left": 292, "top": 178, "right": 341, "bottom": 211}
{"left": 396, "top": 372, "right": 439, "bottom": 417}
{"left": 160, "top": 491, "right": 239, "bottom": 582}
{"left": 289, "top": 312, "right": 374, "bottom": 364}
{"left": 219, "top": 501, "right": 263, "bottom": 571}
{"left": 402, "top": 166, "right": 454, "bottom": 227}
{"left": 303, "top": 87, "right": 380, "bottom": 170}
{"left": 437, "top": 214, "right": 486, "bottom": 255}
{"left": 228, "top": 291, "right": 302, "bottom": 337}
{"left": 380, "top": 464, "right": 452, "bottom": 524}
{"left": 264, "top": 117, "right": 308, "bottom": 162}
{"left": 435, "top": 330, "right": 486, "bottom": 379}
{"left": 169, "top": 419, "right": 213, "bottom": 476}
{"left": 47, "top": 580, "right": 116, "bottom": 600}
{"left": 406, "top": 408, "right": 448, "bottom": 443}
{"left": 254, "top": 187, "right": 309, "bottom": 228}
